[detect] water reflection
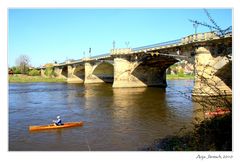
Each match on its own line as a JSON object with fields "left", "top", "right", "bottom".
{"left": 9, "top": 80, "right": 200, "bottom": 151}
{"left": 112, "top": 88, "right": 147, "bottom": 118}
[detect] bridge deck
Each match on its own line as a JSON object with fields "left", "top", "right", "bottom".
{"left": 40, "top": 31, "right": 231, "bottom": 68}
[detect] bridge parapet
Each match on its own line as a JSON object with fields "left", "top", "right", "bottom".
{"left": 110, "top": 48, "right": 132, "bottom": 55}
{"left": 181, "top": 32, "right": 219, "bottom": 44}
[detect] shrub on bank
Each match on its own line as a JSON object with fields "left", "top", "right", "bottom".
{"left": 12, "top": 66, "right": 21, "bottom": 74}
{"left": 177, "top": 69, "right": 185, "bottom": 77}
{"left": 44, "top": 67, "right": 54, "bottom": 77}
{"left": 28, "top": 69, "right": 40, "bottom": 76}
{"left": 141, "top": 113, "right": 232, "bottom": 151}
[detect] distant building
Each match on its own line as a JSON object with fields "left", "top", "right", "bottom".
{"left": 8, "top": 68, "right": 13, "bottom": 75}
{"left": 167, "top": 61, "right": 194, "bottom": 75}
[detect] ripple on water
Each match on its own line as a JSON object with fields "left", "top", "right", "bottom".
{"left": 9, "top": 81, "right": 197, "bottom": 151}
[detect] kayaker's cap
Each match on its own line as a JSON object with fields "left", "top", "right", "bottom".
{"left": 57, "top": 116, "right": 60, "bottom": 119}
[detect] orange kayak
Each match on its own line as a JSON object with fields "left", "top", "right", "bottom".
{"left": 205, "top": 108, "right": 231, "bottom": 117}
{"left": 29, "top": 121, "right": 83, "bottom": 131}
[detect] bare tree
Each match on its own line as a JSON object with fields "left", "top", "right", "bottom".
{"left": 15, "top": 55, "right": 30, "bottom": 74}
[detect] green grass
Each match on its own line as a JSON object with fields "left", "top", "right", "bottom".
{"left": 167, "top": 74, "right": 194, "bottom": 80}
{"left": 9, "top": 74, "right": 193, "bottom": 83}
{"left": 9, "top": 75, "right": 66, "bottom": 83}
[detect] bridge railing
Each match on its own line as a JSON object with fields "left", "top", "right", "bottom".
{"left": 67, "top": 59, "right": 83, "bottom": 64}
{"left": 111, "top": 48, "right": 132, "bottom": 55}
{"left": 132, "top": 39, "right": 181, "bottom": 51}
{"left": 90, "top": 53, "right": 110, "bottom": 59}
{"left": 55, "top": 62, "right": 66, "bottom": 66}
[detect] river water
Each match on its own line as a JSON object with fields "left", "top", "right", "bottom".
{"left": 9, "top": 80, "right": 200, "bottom": 151}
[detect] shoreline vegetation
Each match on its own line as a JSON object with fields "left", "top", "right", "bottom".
{"left": 9, "top": 74, "right": 194, "bottom": 83}
{"left": 166, "top": 74, "right": 194, "bottom": 80}
{"left": 141, "top": 113, "right": 232, "bottom": 151}
{"left": 9, "top": 74, "right": 66, "bottom": 83}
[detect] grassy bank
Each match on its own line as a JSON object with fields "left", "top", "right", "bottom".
{"left": 166, "top": 74, "right": 194, "bottom": 80}
{"left": 9, "top": 74, "right": 194, "bottom": 83}
{"left": 9, "top": 74, "right": 66, "bottom": 83}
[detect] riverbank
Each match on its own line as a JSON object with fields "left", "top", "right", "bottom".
{"left": 141, "top": 113, "right": 232, "bottom": 151}
{"left": 166, "top": 74, "right": 194, "bottom": 80}
{"left": 9, "top": 74, "right": 66, "bottom": 83}
{"left": 9, "top": 74, "right": 193, "bottom": 83}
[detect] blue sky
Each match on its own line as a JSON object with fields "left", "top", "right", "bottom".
{"left": 8, "top": 9, "right": 232, "bottom": 67}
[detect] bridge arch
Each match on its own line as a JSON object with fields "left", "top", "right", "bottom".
{"left": 112, "top": 55, "right": 179, "bottom": 88}
{"left": 61, "top": 66, "right": 68, "bottom": 78}
{"left": 131, "top": 56, "right": 178, "bottom": 87}
{"left": 73, "top": 64, "right": 85, "bottom": 80}
{"left": 92, "top": 61, "right": 114, "bottom": 83}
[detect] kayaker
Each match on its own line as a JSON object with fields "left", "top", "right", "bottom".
{"left": 53, "top": 116, "right": 63, "bottom": 126}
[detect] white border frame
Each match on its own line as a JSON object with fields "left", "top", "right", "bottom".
{"left": 1, "top": 0, "right": 239, "bottom": 162}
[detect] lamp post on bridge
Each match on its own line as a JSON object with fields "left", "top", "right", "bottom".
{"left": 83, "top": 51, "right": 85, "bottom": 59}
{"left": 193, "top": 23, "right": 198, "bottom": 34}
{"left": 125, "top": 41, "right": 130, "bottom": 48}
{"left": 113, "top": 40, "right": 116, "bottom": 49}
{"left": 89, "top": 48, "right": 91, "bottom": 58}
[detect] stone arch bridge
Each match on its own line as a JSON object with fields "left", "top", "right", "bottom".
{"left": 40, "top": 32, "right": 232, "bottom": 96}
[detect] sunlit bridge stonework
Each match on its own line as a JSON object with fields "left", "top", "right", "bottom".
{"left": 40, "top": 31, "right": 232, "bottom": 96}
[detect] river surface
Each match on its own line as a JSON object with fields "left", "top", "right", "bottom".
{"left": 9, "top": 80, "right": 200, "bottom": 151}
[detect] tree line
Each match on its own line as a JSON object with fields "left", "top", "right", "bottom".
{"left": 9, "top": 55, "right": 40, "bottom": 76}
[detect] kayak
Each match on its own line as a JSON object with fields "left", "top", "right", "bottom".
{"left": 29, "top": 121, "right": 83, "bottom": 131}
{"left": 205, "top": 108, "right": 231, "bottom": 117}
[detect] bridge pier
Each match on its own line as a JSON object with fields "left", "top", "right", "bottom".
{"left": 40, "top": 69, "right": 46, "bottom": 77}
{"left": 192, "top": 46, "right": 232, "bottom": 96}
{"left": 84, "top": 62, "right": 106, "bottom": 84}
{"left": 67, "top": 65, "right": 84, "bottom": 83}
{"left": 53, "top": 67, "right": 67, "bottom": 79}
{"left": 112, "top": 57, "right": 167, "bottom": 88}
